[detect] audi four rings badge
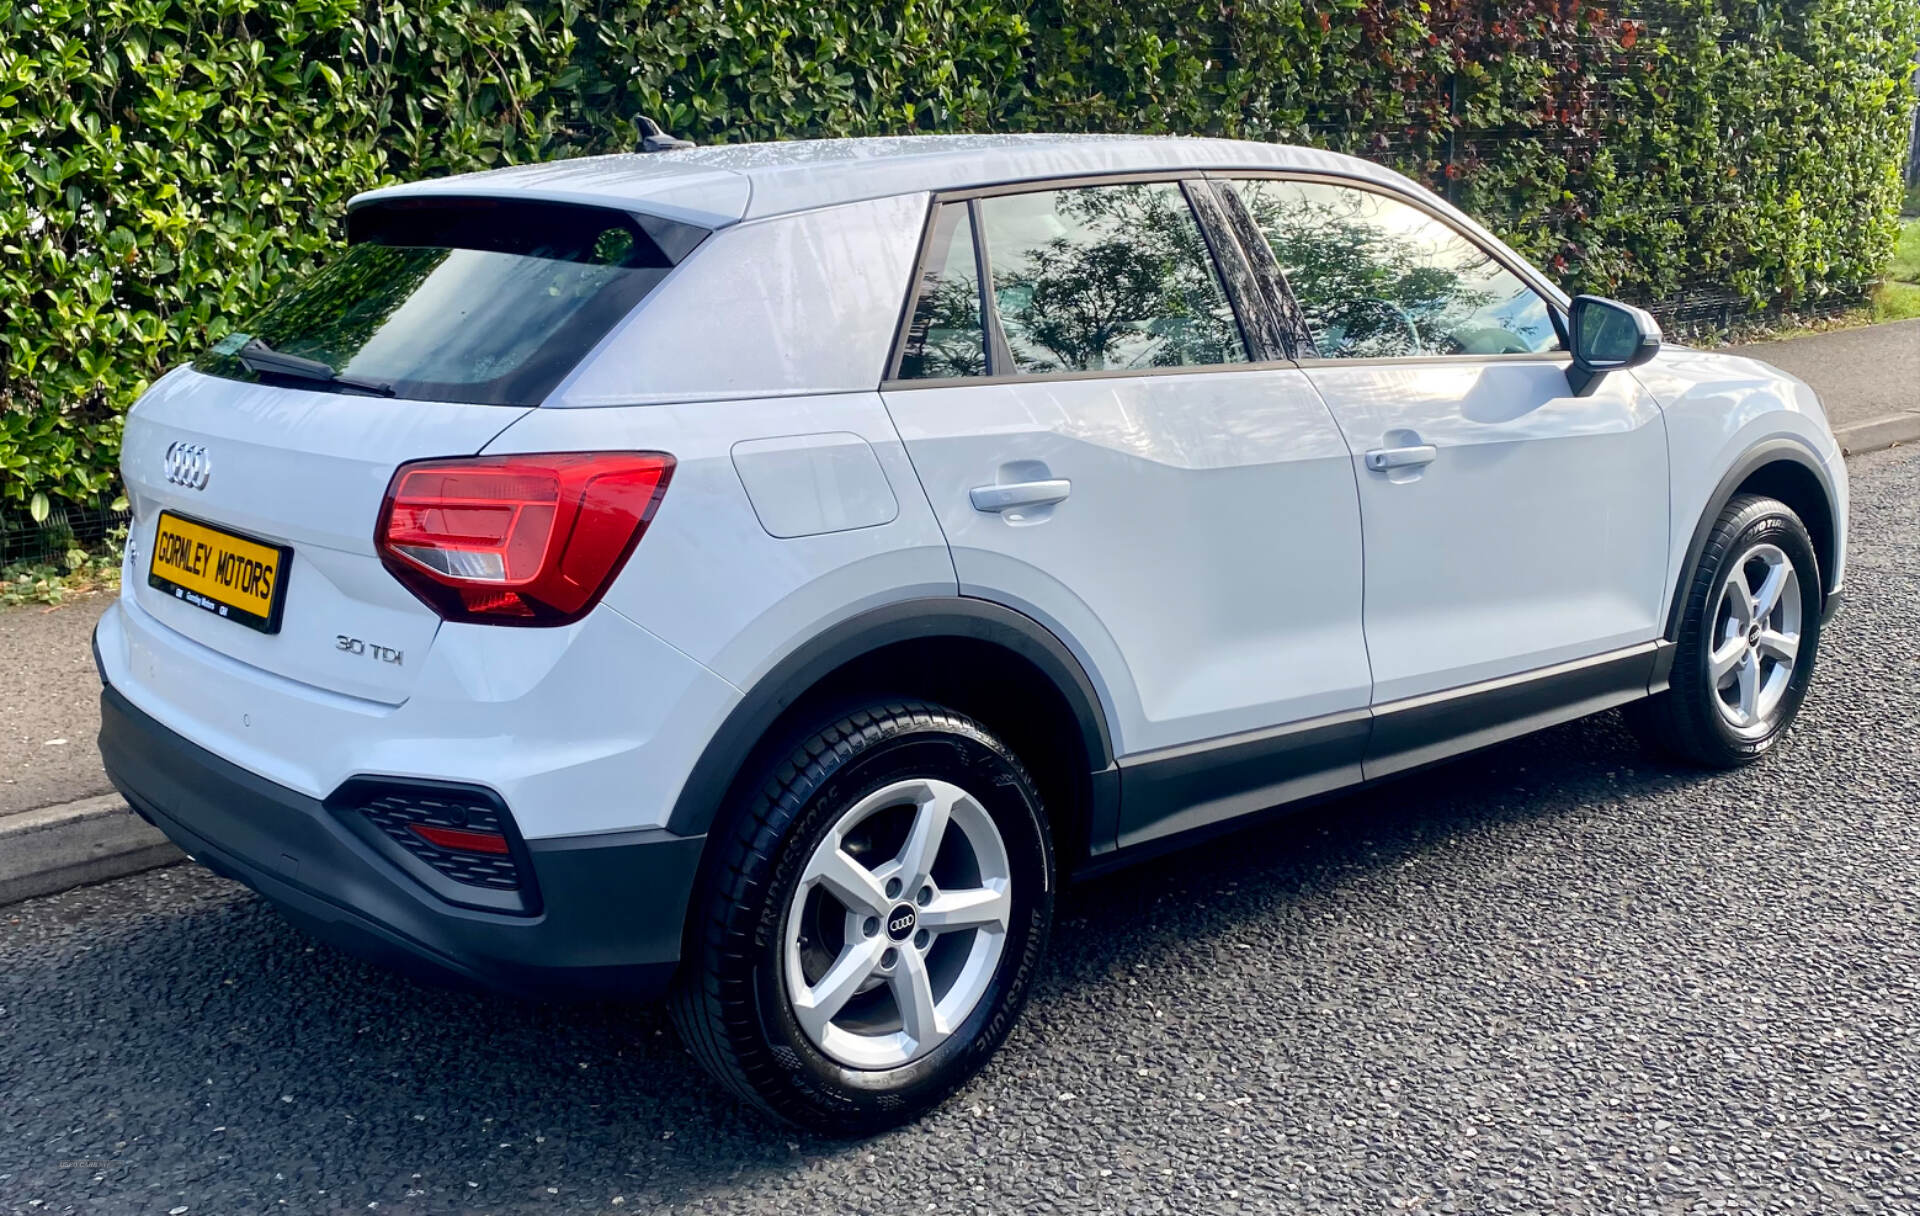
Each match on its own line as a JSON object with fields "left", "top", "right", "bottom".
{"left": 164, "top": 441, "right": 211, "bottom": 490}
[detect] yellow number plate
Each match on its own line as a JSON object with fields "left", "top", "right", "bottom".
{"left": 147, "top": 511, "right": 291, "bottom": 633}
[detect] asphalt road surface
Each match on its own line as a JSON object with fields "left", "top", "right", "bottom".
{"left": 4, "top": 445, "right": 1918, "bottom": 1215}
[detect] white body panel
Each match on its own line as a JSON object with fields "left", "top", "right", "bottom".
{"left": 550, "top": 195, "right": 930, "bottom": 407}
{"left": 1304, "top": 359, "right": 1670, "bottom": 704}
{"left": 482, "top": 393, "right": 958, "bottom": 693}
{"left": 95, "top": 590, "right": 739, "bottom": 840}
{"left": 1634, "top": 348, "right": 1848, "bottom": 612}
{"left": 731, "top": 433, "right": 900, "bottom": 538}
{"left": 882, "top": 369, "right": 1370, "bottom": 754}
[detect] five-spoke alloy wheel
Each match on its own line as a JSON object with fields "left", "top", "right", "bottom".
{"left": 1707, "top": 541, "right": 1803, "bottom": 736}
{"left": 671, "top": 703, "right": 1052, "bottom": 1134}
{"left": 1627, "top": 493, "right": 1823, "bottom": 767}
{"left": 786, "top": 777, "right": 1014, "bottom": 1070}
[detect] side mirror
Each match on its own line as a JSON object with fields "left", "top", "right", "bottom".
{"left": 1566, "top": 295, "right": 1662, "bottom": 396}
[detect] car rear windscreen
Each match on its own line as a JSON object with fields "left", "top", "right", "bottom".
{"left": 194, "top": 198, "right": 706, "bottom": 406}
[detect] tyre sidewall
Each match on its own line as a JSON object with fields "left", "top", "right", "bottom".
{"left": 748, "top": 718, "right": 1052, "bottom": 1124}
{"left": 1682, "top": 502, "right": 1822, "bottom": 760}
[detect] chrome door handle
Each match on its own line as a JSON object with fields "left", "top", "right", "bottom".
{"left": 970, "top": 479, "right": 1072, "bottom": 513}
{"left": 1364, "top": 445, "right": 1437, "bottom": 472}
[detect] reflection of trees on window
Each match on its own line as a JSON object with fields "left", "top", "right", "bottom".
{"left": 243, "top": 245, "right": 633, "bottom": 385}
{"left": 898, "top": 205, "right": 987, "bottom": 379}
{"left": 980, "top": 183, "right": 1246, "bottom": 374}
{"left": 915, "top": 275, "right": 989, "bottom": 377}
{"left": 1233, "top": 180, "right": 1559, "bottom": 359}
{"left": 253, "top": 245, "right": 449, "bottom": 364}
{"left": 196, "top": 205, "right": 676, "bottom": 406}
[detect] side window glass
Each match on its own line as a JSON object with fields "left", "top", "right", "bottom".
{"left": 976, "top": 182, "right": 1248, "bottom": 374}
{"left": 897, "top": 203, "right": 987, "bottom": 380}
{"left": 1232, "top": 179, "right": 1561, "bottom": 359}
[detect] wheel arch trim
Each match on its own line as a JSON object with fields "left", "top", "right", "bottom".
{"left": 663, "top": 597, "right": 1118, "bottom": 839}
{"left": 1665, "top": 437, "right": 1839, "bottom": 642}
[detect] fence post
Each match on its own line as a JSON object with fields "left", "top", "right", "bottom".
{"left": 1910, "top": 58, "right": 1920, "bottom": 188}
{"left": 1908, "top": 102, "right": 1919, "bottom": 189}
{"left": 1445, "top": 71, "right": 1461, "bottom": 204}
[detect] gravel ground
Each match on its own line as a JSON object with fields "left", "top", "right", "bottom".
{"left": 0, "top": 595, "right": 112, "bottom": 816}
{"left": 3, "top": 445, "right": 1917, "bottom": 1215}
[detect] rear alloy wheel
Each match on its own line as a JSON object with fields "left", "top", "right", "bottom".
{"left": 786, "top": 777, "right": 1014, "bottom": 1071}
{"left": 671, "top": 703, "right": 1052, "bottom": 1134}
{"left": 1627, "top": 494, "right": 1823, "bottom": 767}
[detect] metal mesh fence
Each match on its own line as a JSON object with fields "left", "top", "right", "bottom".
{"left": 1, "top": 503, "right": 128, "bottom": 567}
{"left": 1908, "top": 99, "right": 1920, "bottom": 189}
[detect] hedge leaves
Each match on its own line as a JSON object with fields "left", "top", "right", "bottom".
{"left": 3, "top": 0, "right": 1916, "bottom": 511}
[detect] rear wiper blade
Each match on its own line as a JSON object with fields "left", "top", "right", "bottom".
{"left": 237, "top": 339, "right": 395, "bottom": 398}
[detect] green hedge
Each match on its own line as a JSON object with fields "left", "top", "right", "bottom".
{"left": 4, "top": 0, "right": 1917, "bottom": 515}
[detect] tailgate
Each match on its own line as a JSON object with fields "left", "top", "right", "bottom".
{"left": 122, "top": 367, "right": 527, "bottom": 704}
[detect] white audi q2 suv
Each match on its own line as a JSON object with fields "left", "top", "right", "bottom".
{"left": 97, "top": 134, "right": 1846, "bottom": 1132}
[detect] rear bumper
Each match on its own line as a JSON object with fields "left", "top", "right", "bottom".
{"left": 98, "top": 679, "right": 702, "bottom": 1000}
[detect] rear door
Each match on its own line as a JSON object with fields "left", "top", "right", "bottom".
{"left": 1223, "top": 176, "right": 1669, "bottom": 770}
{"left": 120, "top": 197, "right": 700, "bottom": 704}
{"left": 879, "top": 179, "right": 1373, "bottom": 845}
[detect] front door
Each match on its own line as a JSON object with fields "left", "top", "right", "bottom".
{"left": 1225, "top": 177, "right": 1671, "bottom": 767}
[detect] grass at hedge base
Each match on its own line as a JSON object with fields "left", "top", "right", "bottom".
{"left": 4, "top": 0, "right": 1918, "bottom": 518}
{"left": 1874, "top": 217, "right": 1920, "bottom": 323}
{"left": 1891, "top": 218, "right": 1920, "bottom": 285}
{"left": 0, "top": 539, "right": 123, "bottom": 609}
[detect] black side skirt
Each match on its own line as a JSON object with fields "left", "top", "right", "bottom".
{"left": 1366, "top": 642, "right": 1664, "bottom": 780}
{"left": 1100, "top": 641, "right": 1666, "bottom": 869}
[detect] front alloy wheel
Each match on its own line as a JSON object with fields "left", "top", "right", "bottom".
{"left": 1627, "top": 493, "right": 1823, "bottom": 767}
{"left": 1706, "top": 541, "right": 1803, "bottom": 737}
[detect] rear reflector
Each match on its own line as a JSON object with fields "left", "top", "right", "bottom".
{"left": 376, "top": 452, "right": 673, "bottom": 625}
{"left": 408, "top": 823, "right": 512, "bottom": 855}
{"left": 335, "top": 780, "right": 538, "bottom": 912}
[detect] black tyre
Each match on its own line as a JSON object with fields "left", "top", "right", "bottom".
{"left": 1626, "top": 494, "right": 1823, "bottom": 767}
{"left": 669, "top": 701, "right": 1053, "bottom": 1134}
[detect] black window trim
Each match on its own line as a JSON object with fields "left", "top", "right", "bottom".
{"left": 1190, "top": 177, "right": 1297, "bottom": 363}
{"left": 344, "top": 195, "right": 711, "bottom": 267}
{"left": 1179, "top": 179, "right": 1287, "bottom": 363}
{"left": 1208, "top": 169, "right": 1573, "bottom": 365}
{"left": 1208, "top": 178, "right": 1318, "bottom": 360}
{"left": 969, "top": 197, "right": 1017, "bottom": 375}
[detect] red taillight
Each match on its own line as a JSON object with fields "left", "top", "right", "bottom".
{"left": 376, "top": 452, "right": 674, "bottom": 625}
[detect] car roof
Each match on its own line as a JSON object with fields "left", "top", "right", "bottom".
{"left": 349, "top": 134, "right": 1422, "bottom": 229}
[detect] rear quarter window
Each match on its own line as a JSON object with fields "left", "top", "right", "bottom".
{"left": 195, "top": 199, "right": 705, "bottom": 406}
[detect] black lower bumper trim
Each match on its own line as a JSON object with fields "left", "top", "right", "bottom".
{"left": 97, "top": 682, "right": 700, "bottom": 1000}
